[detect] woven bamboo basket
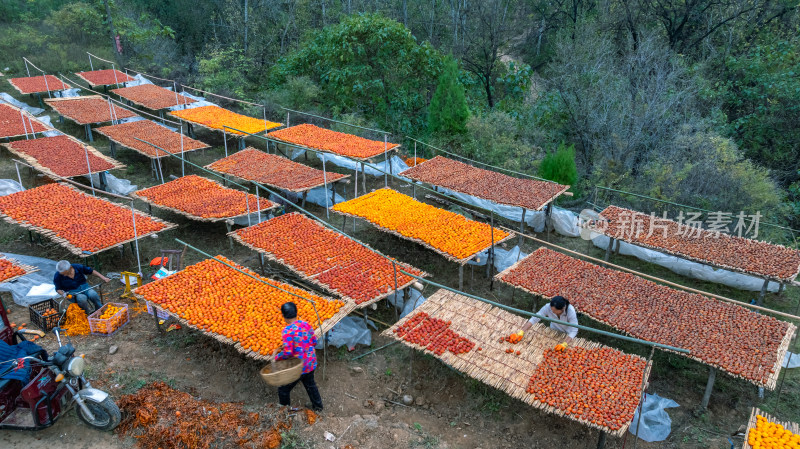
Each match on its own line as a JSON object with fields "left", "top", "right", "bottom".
{"left": 260, "top": 358, "right": 303, "bottom": 387}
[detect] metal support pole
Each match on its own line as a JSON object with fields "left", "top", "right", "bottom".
{"left": 130, "top": 203, "right": 143, "bottom": 275}
{"left": 596, "top": 431, "right": 606, "bottom": 449}
{"left": 223, "top": 129, "right": 228, "bottom": 157}
{"left": 84, "top": 144, "right": 95, "bottom": 194}
{"left": 361, "top": 162, "right": 366, "bottom": 194}
{"left": 459, "top": 264, "right": 464, "bottom": 291}
{"left": 322, "top": 157, "right": 329, "bottom": 219}
{"left": 519, "top": 208, "right": 526, "bottom": 247}
{"left": 757, "top": 279, "right": 769, "bottom": 306}
{"left": 384, "top": 134, "right": 389, "bottom": 187}
{"left": 700, "top": 367, "right": 716, "bottom": 409}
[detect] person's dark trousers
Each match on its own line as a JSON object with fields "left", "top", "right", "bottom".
{"left": 278, "top": 370, "right": 323, "bottom": 411}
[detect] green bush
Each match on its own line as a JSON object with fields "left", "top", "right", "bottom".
{"left": 538, "top": 142, "right": 578, "bottom": 187}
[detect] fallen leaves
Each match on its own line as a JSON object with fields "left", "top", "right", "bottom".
{"left": 233, "top": 212, "right": 425, "bottom": 304}
{"left": 400, "top": 156, "right": 569, "bottom": 211}
{"left": 332, "top": 188, "right": 511, "bottom": 261}
{"left": 269, "top": 123, "right": 399, "bottom": 159}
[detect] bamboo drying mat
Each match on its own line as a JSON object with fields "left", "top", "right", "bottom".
{"left": 742, "top": 407, "right": 800, "bottom": 449}
{"left": 331, "top": 209, "right": 515, "bottom": 265}
{"left": 44, "top": 95, "right": 138, "bottom": 126}
{"left": 496, "top": 260, "right": 796, "bottom": 390}
{"left": 74, "top": 71, "right": 133, "bottom": 88}
{"left": 0, "top": 182, "right": 176, "bottom": 257}
{"left": 168, "top": 110, "right": 280, "bottom": 137}
{"left": 1, "top": 136, "right": 125, "bottom": 179}
{"left": 382, "top": 289, "right": 650, "bottom": 437}
{"left": 229, "top": 229, "right": 428, "bottom": 309}
{"left": 0, "top": 256, "right": 39, "bottom": 284}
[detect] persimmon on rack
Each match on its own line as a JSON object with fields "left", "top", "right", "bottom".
{"left": 169, "top": 105, "right": 281, "bottom": 135}
{"left": 331, "top": 188, "right": 512, "bottom": 262}
{"left": 95, "top": 119, "right": 209, "bottom": 159}
{"left": 132, "top": 175, "right": 277, "bottom": 222}
{"left": 589, "top": 205, "right": 800, "bottom": 282}
{"left": 400, "top": 156, "right": 570, "bottom": 211}
{"left": 0, "top": 183, "right": 174, "bottom": 256}
{"left": 231, "top": 212, "right": 426, "bottom": 307}
{"left": 75, "top": 69, "right": 134, "bottom": 87}
{"left": 8, "top": 75, "right": 70, "bottom": 95}
{"left": 45, "top": 96, "right": 138, "bottom": 125}
{"left": 0, "top": 103, "right": 50, "bottom": 139}
{"left": 2, "top": 135, "right": 123, "bottom": 178}
{"left": 497, "top": 247, "right": 795, "bottom": 388}
{"left": 0, "top": 257, "right": 30, "bottom": 283}
{"left": 206, "top": 147, "right": 348, "bottom": 192}
{"left": 134, "top": 256, "right": 353, "bottom": 358}
{"left": 111, "top": 84, "right": 197, "bottom": 110}
{"left": 268, "top": 123, "right": 399, "bottom": 160}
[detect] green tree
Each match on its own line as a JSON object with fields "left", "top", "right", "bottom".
{"left": 428, "top": 58, "right": 469, "bottom": 135}
{"left": 538, "top": 142, "right": 578, "bottom": 187}
{"left": 271, "top": 13, "right": 446, "bottom": 134}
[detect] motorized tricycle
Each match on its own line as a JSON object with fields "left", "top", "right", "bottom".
{"left": 0, "top": 302, "right": 120, "bottom": 430}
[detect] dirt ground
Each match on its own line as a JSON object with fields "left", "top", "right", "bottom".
{"left": 0, "top": 86, "right": 798, "bottom": 449}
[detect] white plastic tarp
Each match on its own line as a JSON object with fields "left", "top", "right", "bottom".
{"left": 591, "top": 234, "right": 780, "bottom": 292}
{"left": 304, "top": 185, "right": 345, "bottom": 209}
{"left": 37, "top": 115, "right": 62, "bottom": 137}
{"left": 0, "top": 253, "right": 59, "bottom": 306}
{"left": 170, "top": 91, "right": 217, "bottom": 110}
{"left": 53, "top": 88, "right": 81, "bottom": 98}
{"left": 316, "top": 316, "right": 376, "bottom": 350}
{"left": 468, "top": 245, "right": 528, "bottom": 272}
{"left": 783, "top": 352, "right": 800, "bottom": 368}
{"left": 0, "top": 93, "right": 43, "bottom": 115}
{"left": 319, "top": 153, "right": 409, "bottom": 179}
{"left": 84, "top": 172, "right": 137, "bottom": 196}
{"left": 387, "top": 288, "right": 427, "bottom": 319}
{"left": 124, "top": 74, "right": 153, "bottom": 87}
{"left": 0, "top": 180, "right": 23, "bottom": 196}
{"left": 629, "top": 393, "right": 679, "bottom": 442}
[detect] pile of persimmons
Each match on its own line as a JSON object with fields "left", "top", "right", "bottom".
{"left": 269, "top": 123, "right": 399, "bottom": 159}
{"left": 6, "top": 135, "right": 116, "bottom": 177}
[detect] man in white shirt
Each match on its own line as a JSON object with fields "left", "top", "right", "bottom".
{"left": 518, "top": 296, "right": 578, "bottom": 349}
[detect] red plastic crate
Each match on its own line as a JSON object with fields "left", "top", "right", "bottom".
{"left": 88, "top": 303, "right": 129, "bottom": 336}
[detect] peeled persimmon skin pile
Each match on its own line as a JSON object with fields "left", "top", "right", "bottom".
{"left": 596, "top": 205, "right": 800, "bottom": 281}
{"left": 0, "top": 258, "right": 27, "bottom": 283}
{"left": 748, "top": 415, "right": 800, "bottom": 448}
{"left": 95, "top": 119, "right": 208, "bottom": 157}
{"left": 46, "top": 97, "right": 138, "bottom": 125}
{"left": 111, "top": 84, "right": 197, "bottom": 110}
{"left": 5, "top": 135, "right": 118, "bottom": 177}
{"left": 234, "top": 213, "right": 424, "bottom": 304}
{"left": 0, "top": 104, "right": 49, "bottom": 138}
{"left": 207, "top": 148, "right": 347, "bottom": 191}
{"left": 268, "top": 123, "right": 399, "bottom": 159}
{"left": 61, "top": 303, "right": 89, "bottom": 336}
{"left": 332, "top": 188, "right": 511, "bottom": 260}
{"left": 0, "top": 183, "right": 169, "bottom": 253}
{"left": 133, "top": 175, "right": 276, "bottom": 220}
{"left": 527, "top": 347, "right": 646, "bottom": 431}
{"left": 9, "top": 75, "right": 70, "bottom": 94}
{"left": 498, "top": 248, "right": 792, "bottom": 385}
{"left": 135, "top": 256, "right": 346, "bottom": 356}
{"left": 400, "top": 156, "right": 568, "bottom": 211}
{"left": 170, "top": 105, "right": 281, "bottom": 135}
{"left": 76, "top": 69, "right": 134, "bottom": 86}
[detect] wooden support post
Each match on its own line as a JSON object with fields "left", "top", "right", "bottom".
{"left": 700, "top": 367, "right": 716, "bottom": 409}
{"left": 188, "top": 123, "right": 195, "bottom": 139}
{"left": 109, "top": 141, "right": 116, "bottom": 157}
{"left": 331, "top": 183, "right": 337, "bottom": 206}
{"left": 99, "top": 171, "right": 108, "bottom": 191}
{"left": 341, "top": 215, "right": 347, "bottom": 231}
{"left": 459, "top": 264, "right": 464, "bottom": 291}
{"left": 778, "top": 283, "right": 785, "bottom": 296}
{"left": 757, "top": 279, "right": 769, "bottom": 306}
{"left": 596, "top": 431, "right": 606, "bottom": 449}
{"left": 225, "top": 221, "right": 234, "bottom": 249}
{"left": 85, "top": 124, "right": 93, "bottom": 142}
{"left": 614, "top": 238, "right": 621, "bottom": 255}
{"left": 259, "top": 254, "right": 266, "bottom": 275}
{"left": 301, "top": 191, "right": 308, "bottom": 208}
{"left": 604, "top": 238, "right": 614, "bottom": 263}
{"left": 152, "top": 305, "right": 165, "bottom": 335}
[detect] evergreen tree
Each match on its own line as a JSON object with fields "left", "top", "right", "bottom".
{"left": 428, "top": 58, "right": 469, "bottom": 135}
{"left": 539, "top": 142, "right": 578, "bottom": 187}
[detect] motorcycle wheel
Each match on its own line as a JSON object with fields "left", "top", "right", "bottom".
{"left": 75, "top": 396, "right": 121, "bottom": 431}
